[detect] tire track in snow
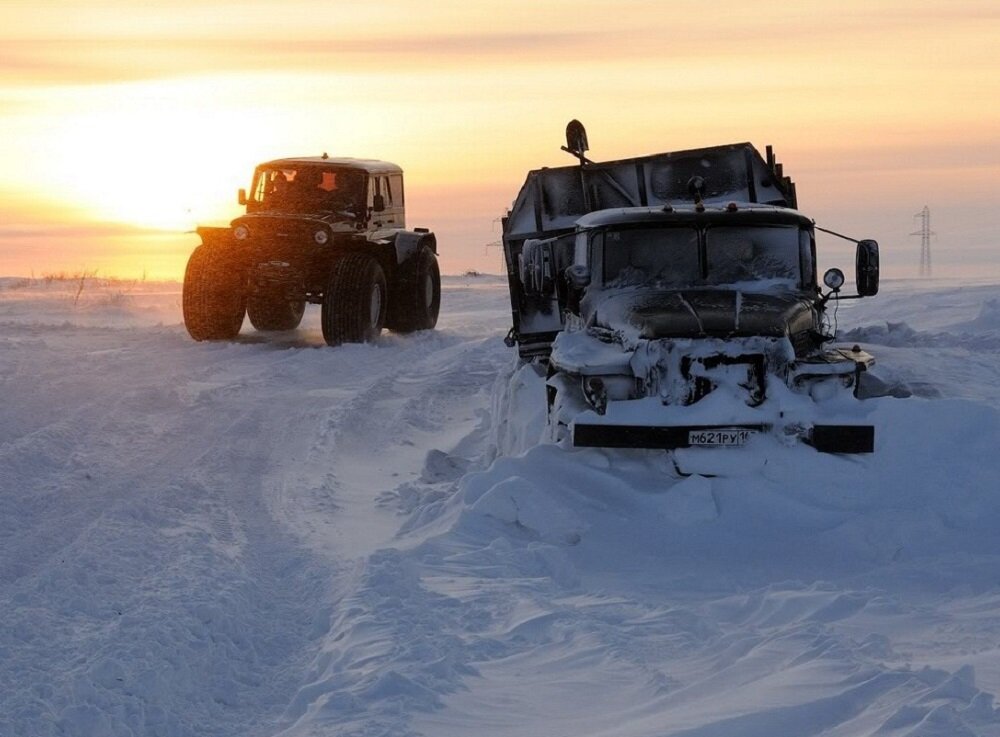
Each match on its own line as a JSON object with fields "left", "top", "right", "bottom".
{"left": 263, "top": 326, "right": 510, "bottom": 560}
{"left": 0, "top": 328, "right": 348, "bottom": 737}
{"left": 263, "top": 320, "right": 515, "bottom": 735}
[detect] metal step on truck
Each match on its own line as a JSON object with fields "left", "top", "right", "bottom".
{"left": 501, "top": 121, "right": 881, "bottom": 454}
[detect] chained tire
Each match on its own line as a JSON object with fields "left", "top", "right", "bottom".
{"left": 247, "top": 292, "right": 306, "bottom": 331}
{"left": 321, "top": 252, "right": 387, "bottom": 346}
{"left": 388, "top": 247, "right": 441, "bottom": 333}
{"left": 182, "top": 245, "right": 247, "bottom": 341}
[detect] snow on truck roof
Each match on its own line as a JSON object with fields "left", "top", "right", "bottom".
{"left": 504, "top": 141, "right": 799, "bottom": 242}
{"left": 575, "top": 204, "right": 813, "bottom": 229}
{"left": 258, "top": 157, "right": 402, "bottom": 174}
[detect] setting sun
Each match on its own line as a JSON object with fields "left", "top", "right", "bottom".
{"left": 54, "top": 111, "right": 246, "bottom": 231}
{"left": 21, "top": 78, "right": 289, "bottom": 232}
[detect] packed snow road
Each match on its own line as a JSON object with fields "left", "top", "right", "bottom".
{"left": 0, "top": 277, "right": 510, "bottom": 737}
{"left": 2, "top": 275, "right": 1000, "bottom": 737}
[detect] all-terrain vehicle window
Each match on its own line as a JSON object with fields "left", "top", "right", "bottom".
{"left": 252, "top": 166, "right": 366, "bottom": 214}
{"left": 389, "top": 174, "right": 404, "bottom": 206}
{"left": 705, "top": 226, "right": 801, "bottom": 286}
{"left": 602, "top": 227, "right": 700, "bottom": 287}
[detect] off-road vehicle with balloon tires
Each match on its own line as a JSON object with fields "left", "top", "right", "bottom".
{"left": 183, "top": 156, "right": 441, "bottom": 346}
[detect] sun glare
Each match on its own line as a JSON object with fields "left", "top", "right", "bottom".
{"left": 26, "top": 74, "right": 411, "bottom": 235}
{"left": 36, "top": 77, "right": 294, "bottom": 232}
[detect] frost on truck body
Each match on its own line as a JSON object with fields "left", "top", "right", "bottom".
{"left": 501, "top": 121, "right": 881, "bottom": 454}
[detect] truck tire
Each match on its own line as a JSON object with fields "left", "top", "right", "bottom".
{"left": 183, "top": 245, "right": 246, "bottom": 341}
{"left": 389, "top": 248, "right": 441, "bottom": 333}
{"left": 247, "top": 293, "right": 306, "bottom": 331}
{"left": 321, "top": 253, "right": 387, "bottom": 346}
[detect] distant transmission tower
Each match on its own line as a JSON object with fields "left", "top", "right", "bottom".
{"left": 485, "top": 239, "right": 505, "bottom": 274}
{"left": 910, "top": 206, "right": 935, "bottom": 277}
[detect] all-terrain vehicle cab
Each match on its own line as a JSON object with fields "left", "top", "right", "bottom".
{"left": 183, "top": 156, "right": 441, "bottom": 346}
{"left": 503, "top": 122, "right": 881, "bottom": 453}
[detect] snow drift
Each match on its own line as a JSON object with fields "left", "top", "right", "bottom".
{"left": 2, "top": 275, "right": 1000, "bottom": 737}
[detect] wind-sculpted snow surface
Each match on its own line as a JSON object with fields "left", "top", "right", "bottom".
{"left": 842, "top": 299, "right": 1000, "bottom": 351}
{"left": 2, "top": 276, "right": 1000, "bottom": 737}
{"left": 398, "top": 399, "right": 1000, "bottom": 737}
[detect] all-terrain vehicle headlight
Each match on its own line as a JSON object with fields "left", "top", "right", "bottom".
{"left": 313, "top": 230, "right": 329, "bottom": 245}
{"left": 234, "top": 225, "right": 250, "bottom": 241}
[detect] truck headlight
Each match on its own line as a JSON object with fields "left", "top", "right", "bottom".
{"left": 234, "top": 225, "right": 249, "bottom": 241}
{"left": 582, "top": 376, "right": 608, "bottom": 415}
{"left": 823, "top": 268, "right": 845, "bottom": 290}
{"left": 314, "top": 230, "right": 329, "bottom": 245}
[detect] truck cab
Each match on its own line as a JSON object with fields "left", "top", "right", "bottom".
{"left": 503, "top": 122, "right": 880, "bottom": 454}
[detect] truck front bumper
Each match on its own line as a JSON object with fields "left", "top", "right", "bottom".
{"left": 572, "top": 422, "right": 874, "bottom": 454}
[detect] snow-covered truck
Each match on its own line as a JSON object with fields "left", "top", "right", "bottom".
{"left": 183, "top": 156, "right": 441, "bottom": 346}
{"left": 502, "top": 121, "right": 880, "bottom": 453}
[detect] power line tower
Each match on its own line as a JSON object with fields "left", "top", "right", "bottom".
{"left": 485, "top": 239, "right": 505, "bottom": 274}
{"left": 910, "top": 205, "right": 935, "bottom": 277}
{"left": 486, "top": 216, "right": 507, "bottom": 274}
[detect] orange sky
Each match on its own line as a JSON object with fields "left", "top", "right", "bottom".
{"left": 1, "top": 0, "right": 998, "bottom": 278}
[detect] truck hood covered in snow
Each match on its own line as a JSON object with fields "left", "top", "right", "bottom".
{"left": 588, "top": 287, "right": 816, "bottom": 341}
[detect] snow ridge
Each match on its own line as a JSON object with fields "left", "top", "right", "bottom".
{"left": 3, "top": 277, "right": 1000, "bottom": 737}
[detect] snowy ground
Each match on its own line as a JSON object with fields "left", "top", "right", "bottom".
{"left": 2, "top": 274, "right": 1000, "bottom": 737}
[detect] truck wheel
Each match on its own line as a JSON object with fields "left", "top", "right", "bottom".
{"left": 247, "top": 293, "right": 306, "bottom": 331}
{"left": 321, "top": 253, "right": 387, "bottom": 346}
{"left": 390, "top": 248, "right": 441, "bottom": 333}
{"left": 183, "top": 245, "right": 246, "bottom": 341}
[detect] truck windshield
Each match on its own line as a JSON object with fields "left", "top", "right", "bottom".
{"left": 601, "top": 224, "right": 806, "bottom": 288}
{"left": 705, "top": 225, "right": 803, "bottom": 286}
{"left": 603, "top": 227, "right": 700, "bottom": 287}
{"left": 252, "top": 166, "right": 366, "bottom": 214}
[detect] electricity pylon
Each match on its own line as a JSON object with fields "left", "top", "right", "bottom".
{"left": 485, "top": 239, "right": 505, "bottom": 274}
{"left": 910, "top": 206, "right": 934, "bottom": 277}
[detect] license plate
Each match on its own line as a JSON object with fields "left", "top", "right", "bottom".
{"left": 688, "top": 428, "right": 757, "bottom": 447}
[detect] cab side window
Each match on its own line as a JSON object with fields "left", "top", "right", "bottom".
{"left": 365, "top": 174, "right": 402, "bottom": 218}
{"left": 389, "top": 175, "right": 404, "bottom": 207}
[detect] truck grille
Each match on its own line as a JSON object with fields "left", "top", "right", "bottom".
{"left": 679, "top": 353, "right": 767, "bottom": 406}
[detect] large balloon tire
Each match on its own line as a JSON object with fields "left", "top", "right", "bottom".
{"left": 182, "top": 246, "right": 247, "bottom": 341}
{"left": 389, "top": 248, "right": 441, "bottom": 333}
{"left": 321, "top": 253, "right": 387, "bottom": 346}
